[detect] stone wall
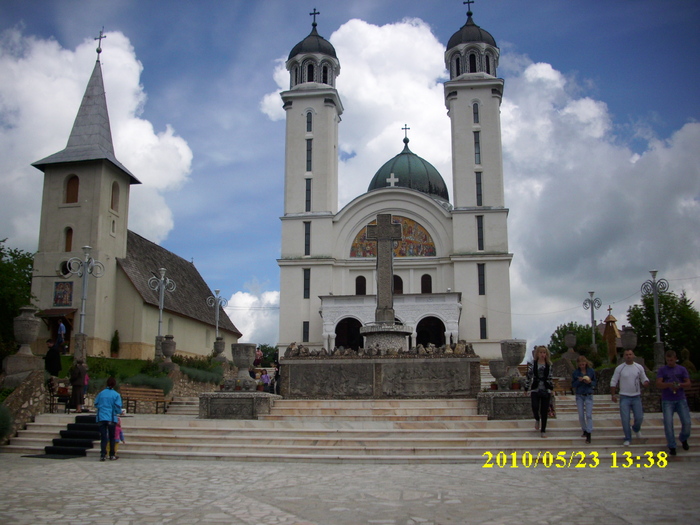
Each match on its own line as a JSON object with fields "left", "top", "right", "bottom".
{"left": 168, "top": 362, "right": 237, "bottom": 398}
{"left": 0, "top": 370, "right": 47, "bottom": 445}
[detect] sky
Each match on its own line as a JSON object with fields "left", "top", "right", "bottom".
{"left": 1, "top": 0, "right": 699, "bottom": 349}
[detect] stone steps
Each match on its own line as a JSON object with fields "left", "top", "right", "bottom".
{"left": 164, "top": 396, "right": 199, "bottom": 416}
{"left": 3, "top": 397, "right": 698, "bottom": 463}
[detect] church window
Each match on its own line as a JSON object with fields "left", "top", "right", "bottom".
{"left": 111, "top": 219, "right": 116, "bottom": 235}
{"left": 306, "top": 139, "right": 312, "bottom": 171}
{"left": 475, "top": 172, "right": 483, "bottom": 206}
{"left": 305, "top": 179, "right": 312, "bottom": 211}
{"left": 485, "top": 55, "right": 491, "bottom": 75}
{"left": 355, "top": 276, "right": 366, "bottom": 295}
{"left": 64, "top": 227, "right": 73, "bottom": 252}
{"left": 304, "top": 221, "right": 311, "bottom": 255}
{"left": 477, "top": 215, "right": 484, "bottom": 250}
{"left": 393, "top": 275, "right": 403, "bottom": 295}
{"left": 421, "top": 274, "right": 432, "bottom": 294}
{"left": 474, "top": 131, "right": 481, "bottom": 164}
{"left": 469, "top": 53, "right": 477, "bottom": 73}
{"left": 307, "top": 63, "right": 314, "bottom": 82}
{"left": 472, "top": 103, "right": 479, "bottom": 124}
{"left": 65, "top": 175, "right": 79, "bottom": 203}
{"left": 294, "top": 66, "right": 299, "bottom": 86}
{"left": 302, "top": 321, "right": 309, "bottom": 342}
{"left": 478, "top": 263, "right": 486, "bottom": 295}
{"left": 322, "top": 65, "right": 329, "bottom": 84}
{"left": 306, "top": 112, "right": 312, "bottom": 132}
{"left": 303, "top": 268, "right": 310, "bottom": 299}
{"left": 480, "top": 316, "right": 487, "bottom": 339}
{"left": 455, "top": 56, "right": 461, "bottom": 76}
{"left": 110, "top": 181, "right": 120, "bottom": 212}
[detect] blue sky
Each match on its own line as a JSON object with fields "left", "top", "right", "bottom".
{"left": 1, "top": 0, "right": 699, "bottom": 348}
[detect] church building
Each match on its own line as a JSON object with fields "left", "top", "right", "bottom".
{"left": 277, "top": 8, "right": 513, "bottom": 360}
{"left": 30, "top": 42, "right": 240, "bottom": 359}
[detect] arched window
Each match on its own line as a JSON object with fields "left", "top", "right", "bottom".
{"left": 393, "top": 275, "right": 403, "bottom": 295}
{"left": 306, "top": 63, "right": 314, "bottom": 82}
{"left": 472, "top": 103, "right": 479, "bottom": 124}
{"left": 421, "top": 274, "right": 432, "bottom": 294}
{"left": 322, "top": 65, "right": 329, "bottom": 84}
{"left": 64, "top": 227, "right": 73, "bottom": 252}
{"left": 455, "top": 56, "right": 461, "bottom": 76}
{"left": 469, "top": 53, "right": 477, "bottom": 73}
{"left": 355, "top": 276, "right": 366, "bottom": 296}
{"left": 485, "top": 55, "right": 491, "bottom": 75}
{"left": 306, "top": 112, "right": 313, "bottom": 132}
{"left": 110, "top": 181, "right": 120, "bottom": 212}
{"left": 65, "top": 175, "right": 79, "bottom": 203}
{"left": 294, "top": 66, "right": 299, "bottom": 86}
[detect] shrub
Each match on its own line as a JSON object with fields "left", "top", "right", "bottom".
{"left": 0, "top": 405, "right": 12, "bottom": 441}
{"left": 121, "top": 374, "right": 173, "bottom": 396}
{"left": 172, "top": 354, "right": 219, "bottom": 372}
{"left": 0, "top": 388, "right": 14, "bottom": 405}
{"left": 180, "top": 365, "right": 223, "bottom": 384}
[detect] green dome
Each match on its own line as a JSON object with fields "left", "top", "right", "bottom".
{"left": 367, "top": 138, "right": 449, "bottom": 202}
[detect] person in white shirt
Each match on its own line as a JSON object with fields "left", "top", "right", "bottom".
{"left": 610, "top": 349, "right": 650, "bottom": 446}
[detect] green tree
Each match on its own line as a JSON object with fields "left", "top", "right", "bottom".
{"left": 548, "top": 321, "right": 605, "bottom": 364}
{"left": 0, "top": 240, "right": 35, "bottom": 356}
{"left": 627, "top": 290, "right": 700, "bottom": 370}
{"left": 258, "top": 344, "right": 278, "bottom": 367}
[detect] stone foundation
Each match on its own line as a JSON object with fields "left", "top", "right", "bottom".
{"left": 199, "top": 392, "right": 280, "bottom": 419}
{"left": 280, "top": 356, "right": 481, "bottom": 399}
{"left": 477, "top": 391, "right": 532, "bottom": 420}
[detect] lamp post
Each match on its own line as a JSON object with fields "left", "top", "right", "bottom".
{"left": 641, "top": 269, "right": 669, "bottom": 369}
{"left": 67, "top": 246, "right": 104, "bottom": 335}
{"left": 148, "top": 268, "right": 176, "bottom": 337}
{"left": 583, "top": 291, "right": 601, "bottom": 355}
{"left": 206, "top": 289, "right": 228, "bottom": 338}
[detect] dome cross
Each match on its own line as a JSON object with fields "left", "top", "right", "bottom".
{"left": 310, "top": 8, "right": 320, "bottom": 27}
{"left": 464, "top": 0, "right": 475, "bottom": 16}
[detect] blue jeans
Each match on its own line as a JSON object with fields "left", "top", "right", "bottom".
{"left": 662, "top": 399, "right": 692, "bottom": 449}
{"left": 619, "top": 395, "right": 644, "bottom": 441}
{"left": 98, "top": 421, "right": 116, "bottom": 458}
{"left": 576, "top": 394, "right": 593, "bottom": 433}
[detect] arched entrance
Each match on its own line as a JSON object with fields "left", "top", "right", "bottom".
{"left": 335, "top": 318, "right": 363, "bottom": 350}
{"left": 415, "top": 316, "right": 446, "bottom": 347}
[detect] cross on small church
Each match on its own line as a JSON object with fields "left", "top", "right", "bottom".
{"left": 310, "top": 8, "right": 320, "bottom": 25}
{"left": 366, "top": 214, "right": 402, "bottom": 323}
{"left": 94, "top": 27, "right": 106, "bottom": 56}
{"left": 608, "top": 305, "right": 613, "bottom": 315}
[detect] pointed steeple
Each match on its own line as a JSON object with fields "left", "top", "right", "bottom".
{"left": 33, "top": 56, "right": 140, "bottom": 184}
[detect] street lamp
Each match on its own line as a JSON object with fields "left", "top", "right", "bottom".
{"left": 582, "top": 291, "right": 601, "bottom": 354}
{"left": 641, "top": 269, "right": 669, "bottom": 368}
{"left": 67, "top": 246, "right": 104, "bottom": 334}
{"left": 206, "top": 289, "right": 228, "bottom": 338}
{"left": 148, "top": 268, "right": 176, "bottom": 337}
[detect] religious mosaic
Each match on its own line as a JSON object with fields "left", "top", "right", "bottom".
{"left": 350, "top": 216, "right": 436, "bottom": 257}
{"left": 53, "top": 281, "right": 73, "bottom": 307}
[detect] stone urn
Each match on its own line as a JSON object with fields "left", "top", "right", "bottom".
{"left": 213, "top": 337, "right": 226, "bottom": 363}
{"left": 620, "top": 326, "right": 637, "bottom": 351}
{"left": 13, "top": 306, "right": 40, "bottom": 356}
{"left": 160, "top": 334, "right": 180, "bottom": 371}
{"left": 488, "top": 359, "right": 509, "bottom": 391}
{"left": 564, "top": 331, "right": 576, "bottom": 351}
{"left": 231, "top": 343, "right": 257, "bottom": 391}
{"left": 500, "top": 339, "right": 527, "bottom": 377}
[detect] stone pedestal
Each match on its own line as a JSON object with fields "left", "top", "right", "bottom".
{"left": 154, "top": 335, "right": 164, "bottom": 361}
{"left": 13, "top": 306, "right": 40, "bottom": 357}
{"left": 231, "top": 343, "right": 257, "bottom": 391}
{"left": 359, "top": 323, "right": 412, "bottom": 353}
{"left": 477, "top": 391, "right": 532, "bottom": 420}
{"left": 199, "top": 391, "right": 280, "bottom": 419}
{"left": 73, "top": 333, "right": 87, "bottom": 362}
{"left": 501, "top": 339, "right": 526, "bottom": 377}
{"left": 653, "top": 341, "right": 665, "bottom": 370}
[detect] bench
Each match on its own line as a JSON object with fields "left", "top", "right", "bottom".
{"left": 553, "top": 378, "right": 573, "bottom": 396}
{"left": 119, "top": 386, "right": 168, "bottom": 414}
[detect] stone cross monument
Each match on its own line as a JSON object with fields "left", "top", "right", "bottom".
{"left": 366, "top": 214, "right": 402, "bottom": 324}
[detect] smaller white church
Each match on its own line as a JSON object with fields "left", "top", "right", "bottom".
{"left": 277, "top": 8, "right": 514, "bottom": 360}
{"left": 30, "top": 44, "right": 241, "bottom": 359}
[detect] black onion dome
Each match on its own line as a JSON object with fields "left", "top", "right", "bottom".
{"left": 288, "top": 23, "right": 337, "bottom": 60}
{"left": 367, "top": 138, "right": 449, "bottom": 202}
{"left": 447, "top": 12, "right": 497, "bottom": 50}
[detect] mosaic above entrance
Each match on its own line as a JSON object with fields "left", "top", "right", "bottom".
{"left": 350, "top": 216, "right": 436, "bottom": 257}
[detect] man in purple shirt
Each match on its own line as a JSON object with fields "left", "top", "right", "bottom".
{"left": 656, "top": 350, "right": 692, "bottom": 456}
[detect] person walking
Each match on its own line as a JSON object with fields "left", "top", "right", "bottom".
{"left": 656, "top": 350, "right": 692, "bottom": 456}
{"left": 526, "top": 345, "right": 554, "bottom": 438}
{"left": 43, "top": 338, "right": 62, "bottom": 377}
{"left": 610, "top": 349, "right": 650, "bottom": 446}
{"left": 572, "top": 355, "right": 596, "bottom": 443}
{"left": 94, "top": 377, "right": 123, "bottom": 461}
{"left": 68, "top": 359, "right": 87, "bottom": 413}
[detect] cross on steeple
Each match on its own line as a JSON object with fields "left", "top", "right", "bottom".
{"left": 608, "top": 305, "right": 613, "bottom": 315}
{"left": 402, "top": 124, "right": 410, "bottom": 140}
{"left": 94, "top": 27, "right": 106, "bottom": 57}
{"left": 464, "top": 0, "right": 475, "bottom": 15}
{"left": 310, "top": 8, "right": 320, "bottom": 27}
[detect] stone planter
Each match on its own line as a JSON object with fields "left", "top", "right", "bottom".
{"left": 501, "top": 339, "right": 526, "bottom": 377}
{"left": 231, "top": 343, "right": 257, "bottom": 391}
{"left": 213, "top": 337, "right": 226, "bottom": 363}
{"left": 488, "top": 358, "right": 507, "bottom": 391}
{"left": 160, "top": 335, "right": 179, "bottom": 371}
{"left": 13, "top": 306, "right": 40, "bottom": 356}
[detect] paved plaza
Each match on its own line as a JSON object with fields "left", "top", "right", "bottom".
{"left": 0, "top": 454, "right": 698, "bottom": 524}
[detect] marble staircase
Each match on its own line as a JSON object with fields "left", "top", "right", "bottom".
{"left": 3, "top": 396, "right": 698, "bottom": 463}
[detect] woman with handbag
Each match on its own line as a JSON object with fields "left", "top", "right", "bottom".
{"left": 526, "top": 346, "right": 554, "bottom": 438}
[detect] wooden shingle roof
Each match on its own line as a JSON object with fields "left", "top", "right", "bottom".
{"left": 118, "top": 230, "right": 241, "bottom": 336}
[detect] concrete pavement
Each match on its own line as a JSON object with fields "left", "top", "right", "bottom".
{"left": 0, "top": 453, "right": 698, "bottom": 524}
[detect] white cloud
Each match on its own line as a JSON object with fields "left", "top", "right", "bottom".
{"left": 0, "top": 28, "right": 191, "bottom": 250}
{"left": 225, "top": 288, "right": 280, "bottom": 346}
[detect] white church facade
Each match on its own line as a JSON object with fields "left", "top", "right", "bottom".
{"left": 277, "top": 9, "right": 513, "bottom": 360}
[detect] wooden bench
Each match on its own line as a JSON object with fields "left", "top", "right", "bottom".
{"left": 119, "top": 386, "right": 168, "bottom": 414}
{"left": 553, "top": 378, "right": 573, "bottom": 396}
